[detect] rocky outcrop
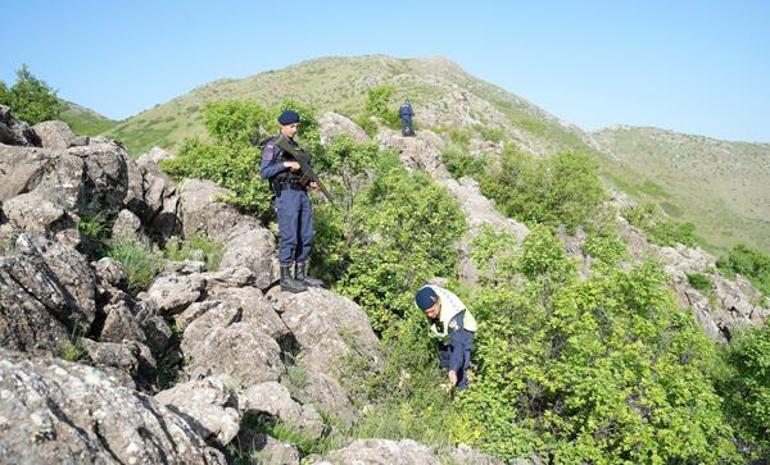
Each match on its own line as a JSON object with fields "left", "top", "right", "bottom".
{"left": 0, "top": 348, "right": 226, "bottom": 465}
{"left": 32, "top": 120, "right": 88, "bottom": 149}
{"left": 0, "top": 104, "right": 40, "bottom": 146}
{"left": 240, "top": 382, "right": 326, "bottom": 440}
{"left": 310, "top": 439, "right": 510, "bottom": 465}
{"left": 318, "top": 111, "right": 369, "bottom": 146}
{"left": 155, "top": 375, "right": 241, "bottom": 447}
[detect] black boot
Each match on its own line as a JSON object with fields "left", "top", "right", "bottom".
{"left": 295, "top": 261, "right": 324, "bottom": 287}
{"left": 280, "top": 262, "right": 307, "bottom": 293}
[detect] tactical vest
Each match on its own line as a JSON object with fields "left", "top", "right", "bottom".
{"left": 267, "top": 135, "right": 303, "bottom": 188}
{"left": 422, "top": 285, "right": 478, "bottom": 338}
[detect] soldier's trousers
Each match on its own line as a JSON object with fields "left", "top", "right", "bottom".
{"left": 275, "top": 188, "right": 313, "bottom": 263}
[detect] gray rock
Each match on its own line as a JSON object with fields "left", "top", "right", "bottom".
{"left": 2, "top": 191, "right": 76, "bottom": 237}
{"left": 185, "top": 322, "right": 285, "bottom": 385}
{"left": 446, "top": 443, "right": 507, "bottom": 465}
{"left": 0, "top": 104, "right": 40, "bottom": 146}
{"left": 124, "top": 155, "right": 181, "bottom": 240}
{"left": 273, "top": 287, "right": 380, "bottom": 374}
{"left": 240, "top": 382, "right": 326, "bottom": 440}
{"left": 0, "top": 141, "right": 128, "bottom": 219}
{"left": 314, "top": 439, "right": 441, "bottom": 465}
{"left": 134, "top": 299, "right": 172, "bottom": 356}
{"left": 92, "top": 257, "right": 129, "bottom": 291}
{"left": 0, "top": 348, "right": 226, "bottom": 465}
{"left": 175, "top": 300, "right": 222, "bottom": 332}
{"left": 216, "top": 286, "right": 291, "bottom": 342}
{"left": 219, "top": 227, "right": 278, "bottom": 289}
{"left": 179, "top": 179, "right": 260, "bottom": 242}
{"left": 137, "top": 146, "right": 175, "bottom": 166}
{"left": 111, "top": 208, "right": 148, "bottom": 243}
{"left": 82, "top": 338, "right": 156, "bottom": 385}
{"left": 155, "top": 375, "right": 241, "bottom": 447}
{"left": 0, "top": 234, "right": 95, "bottom": 354}
{"left": 376, "top": 128, "right": 449, "bottom": 178}
{"left": 291, "top": 370, "right": 357, "bottom": 427}
{"left": 180, "top": 300, "right": 243, "bottom": 355}
{"left": 31, "top": 120, "right": 87, "bottom": 149}
{"left": 164, "top": 258, "right": 206, "bottom": 274}
{"left": 98, "top": 296, "right": 146, "bottom": 344}
{"left": 234, "top": 431, "right": 301, "bottom": 465}
{"left": 145, "top": 272, "right": 206, "bottom": 315}
{"left": 318, "top": 111, "right": 369, "bottom": 147}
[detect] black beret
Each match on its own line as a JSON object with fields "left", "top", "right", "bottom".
{"left": 278, "top": 110, "right": 300, "bottom": 125}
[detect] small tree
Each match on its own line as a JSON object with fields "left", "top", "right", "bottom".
{"left": 3, "top": 65, "right": 63, "bottom": 124}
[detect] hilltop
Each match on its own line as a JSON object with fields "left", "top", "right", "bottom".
{"left": 100, "top": 54, "right": 768, "bottom": 254}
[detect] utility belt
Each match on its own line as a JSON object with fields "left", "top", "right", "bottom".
{"left": 270, "top": 177, "right": 307, "bottom": 197}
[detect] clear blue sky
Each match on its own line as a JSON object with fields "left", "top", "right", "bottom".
{"left": 3, "top": 0, "right": 768, "bottom": 142}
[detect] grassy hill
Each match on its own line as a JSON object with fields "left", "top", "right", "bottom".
{"left": 59, "top": 100, "right": 118, "bottom": 136}
{"left": 592, "top": 126, "right": 770, "bottom": 254}
{"left": 101, "top": 54, "right": 769, "bottom": 255}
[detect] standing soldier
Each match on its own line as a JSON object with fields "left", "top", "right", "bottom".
{"left": 414, "top": 284, "right": 477, "bottom": 390}
{"left": 260, "top": 110, "right": 323, "bottom": 293}
{"left": 398, "top": 98, "right": 415, "bottom": 136}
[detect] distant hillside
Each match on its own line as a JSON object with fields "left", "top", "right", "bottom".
{"left": 104, "top": 55, "right": 594, "bottom": 157}
{"left": 103, "top": 54, "right": 769, "bottom": 255}
{"left": 59, "top": 100, "right": 117, "bottom": 136}
{"left": 592, "top": 126, "right": 770, "bottom": 254}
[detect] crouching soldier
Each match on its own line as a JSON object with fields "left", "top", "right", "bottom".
{"left": 414, "top": 284, "right": 477, "bottom": 390}
{"left": 260, "top": 110, "right": 323, "bottom": 293}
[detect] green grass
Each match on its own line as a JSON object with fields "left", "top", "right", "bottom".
{"left": 163, "top": 234, "right": 224, "bottom": 271}
{"left": 59, "top": 101, "right": 117, "bottom": 136}
{"left": 106, "top": 240, "right": 162, "bottom": 292}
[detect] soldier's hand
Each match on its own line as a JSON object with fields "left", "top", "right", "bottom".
{"left": 309, "top": 181, "right": 319, "bottom": 190}
{"left": 284, "top": 161, "right": 300, "bottom": 171}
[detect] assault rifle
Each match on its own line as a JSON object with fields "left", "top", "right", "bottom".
{"left": 274, "top": 135, "right": 335, "bottom": 206}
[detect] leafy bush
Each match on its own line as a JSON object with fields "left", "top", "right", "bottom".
{"left": 0, "top": 65, "right": 63, "bottom": 124}
{"left": 583, "top": 230, "right": 627, "bottom": 266}
{"left": 687, "top": 272, "right": 713, "bottom": 292}
{"left": 717, "top": 244, "right": 770, "bottom": 296}
{"left": 332, "top": 165, "right": 466, "bottom": 331}
{"left": 364, "top": 85, "right": 400, "bottom": 129}
{"left": 458, "top": 260, "right": 739, "bottom": 463}
{"left": 480, "top": 149, "right": 608, "bottom": 233}
{"left": 441, "top": 145, "right": 486, "bottom": 180}
{"left": 106, "top": 240, "right": 162, "bottom": 292}
{"left": 715, "top": 325, "right": 770, "bottom": 463}
{"left": 77, "top": 212, "right": 109, "bottom": 241}
{"left": 625, "top": 202, "right": 697, "bottom": 247}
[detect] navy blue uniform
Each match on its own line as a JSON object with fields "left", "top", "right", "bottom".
{"left": 435, "top": 311, "right": 474, "bottom": 390}
{"left": 398, "top": 102, "right": 414, "bottom": 136}
{"left": 260, "top": 136, "right": 314, "bottom": 264}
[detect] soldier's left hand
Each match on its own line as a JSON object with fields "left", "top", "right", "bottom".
{"left": 309, "top": 181, "right": 319, "bottom": 190}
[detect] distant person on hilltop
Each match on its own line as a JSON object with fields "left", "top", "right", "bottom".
{"left": 260, "top": 110, "right": 324, "bottom": 293}
{"left": 398, "top": 99, "right": 415, "bottom": 136}
{"left": 414, "top": 284, "right": 477, "bottom": 390}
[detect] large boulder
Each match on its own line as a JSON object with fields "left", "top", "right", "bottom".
{"left": 318, "top": 111, "right": 369, "bottom": 147}
{"left": 240, "top": 381, "right": 326, "bottom": 440}
{"left": 312, "top": 439, "right": 442, "bottom": 465}
{"left": 145, "top": 272, "right": 206, "bottom": 316}
{"left": 289, "top": 370, "right": 357, "bottom": 427}
{"left": 376, "top": 128, "right": 449, "bottom": 179}
{"left": 185, "top": 322, "right": 285, "bottom": 385}
{"left": 155, "top": 375, "right": 241, "bottom": 447}
{"left": 0, "top": 234, "right": 95, "bottom": 354}
{"left": 271, "top": 287, "right": 380, "bottom": 374}
{"left": 0, "top": 348, "right": 226, "bottom": 465}
{"left": 178, "top": 179, "right": 277, "bottom": 287}
{"left": 0, "top": 140, "right": 128, "bottom": 218}
{"left": 31, "top": 120, "right": 88, "bottom": 149}
{"left": 0, "top": 104, "right": 40, "bottom": 146}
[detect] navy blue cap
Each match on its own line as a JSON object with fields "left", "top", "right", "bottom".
{"left": 415, "top": 286, "right": 439, "bottom": 311}
{"left": 278, "top": 110, "right": 300, "bottom": 125}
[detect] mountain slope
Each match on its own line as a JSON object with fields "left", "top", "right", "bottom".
{"left": 592, "top": 126, "right": 770, "bottom": 254}
{"left": 59, "top": 100, "right": 118, "bottom": 136}
{"left": 104, "top": 54, "right": 768, "bottom": 255}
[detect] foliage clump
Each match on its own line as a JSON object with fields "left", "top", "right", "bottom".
{"left": 0, "top": 65, "right": 63, "bottom": 124}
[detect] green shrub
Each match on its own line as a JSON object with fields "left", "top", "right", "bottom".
{"left": 480, "top": 149, "right": 608, "bottom": 233}
{"left": 76, "top": 212, "right": 109, "bottom": 241}
{"left": 364, "top": 85, "right": 400, "bottom": 128}
{"left": 717, "top": 244, "right": 770, "bottom": 296}
{"left": 333, "top": 165, "right": 466, "bottom": 331}
{"left": 687, "top": 272, "right": 713, "bottom": 292}
{"left": 59, "top": 336, "right": 85, "bottom": 362}
{"left": 0, "top": 65, "right": 63, "bottom": 124}
{"left": 106, "top": 240, "right": 162, "bottom": 292}
{"left": 715, "top": 325, "right": 770, "bottom": 462}
{"left": 625, "top": 202, "right": 697, "bottom": 247}
{"left": 458, "top": 262, "right": 739, "bottom": 463}
{"left": 583, "top": 230, "right": 627, "bottom": 266}
{"left": 441, "top": 145, "right": 486, "bottom": 179}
